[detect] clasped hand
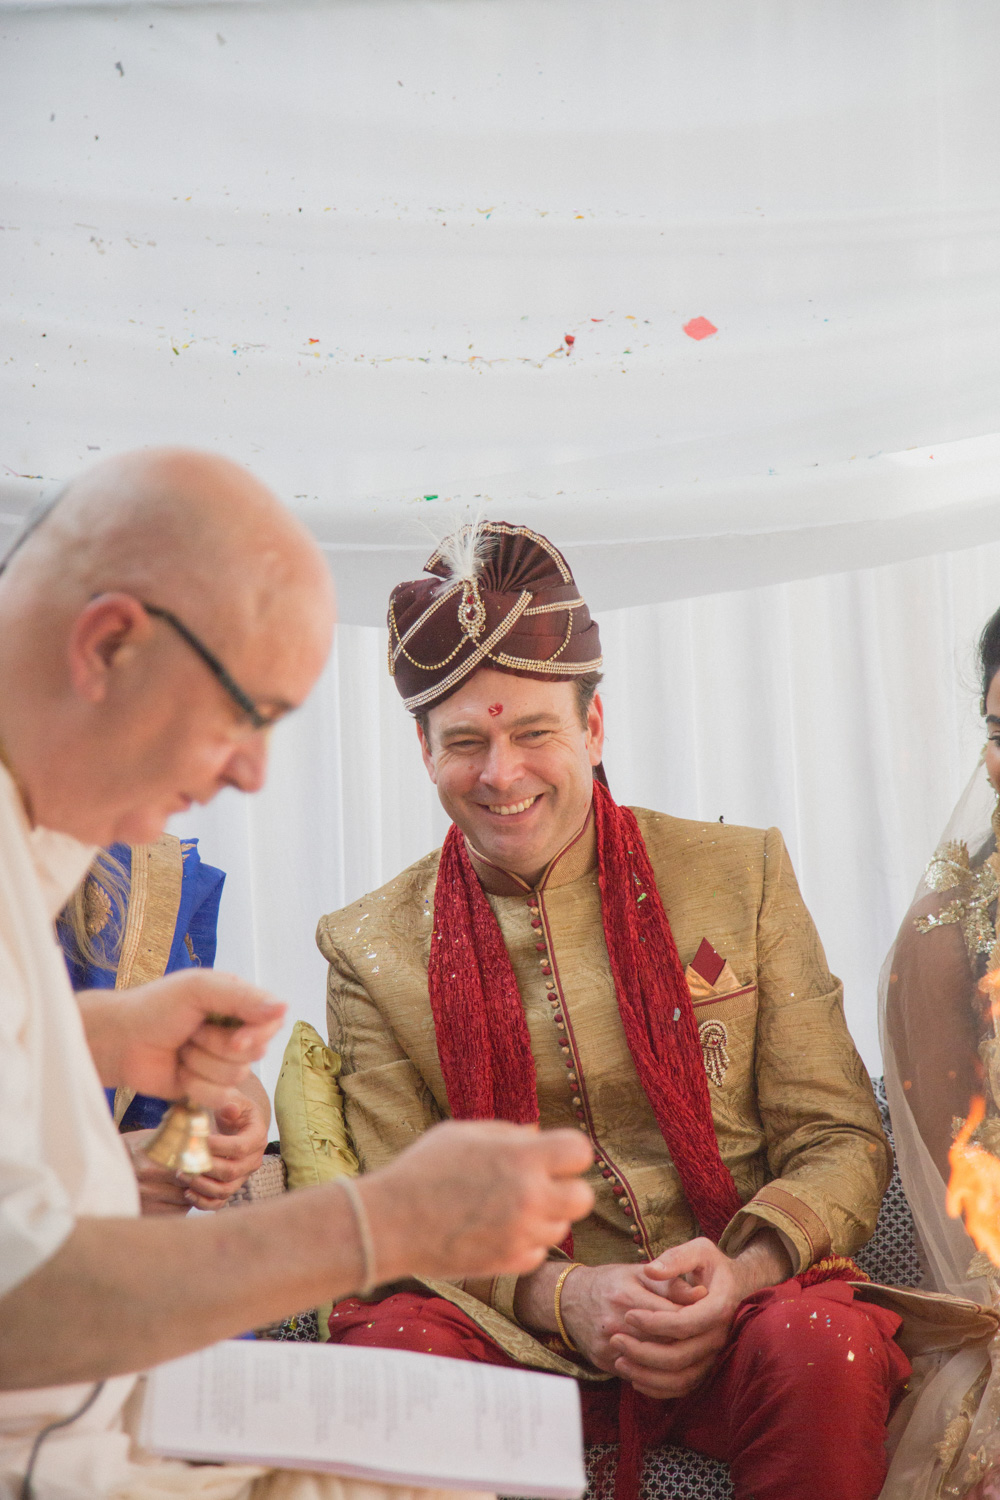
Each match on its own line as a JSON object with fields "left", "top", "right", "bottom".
{"left": 560, "top": 1238, "right": 745, "bottom": 1399}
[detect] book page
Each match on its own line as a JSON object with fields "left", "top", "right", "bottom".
{"left": 141, "top": 1340, "right": 585, "bottom": 1499}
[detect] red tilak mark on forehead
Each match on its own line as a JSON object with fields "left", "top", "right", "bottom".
{"left": 488, "top": 703, "right": 503, "bottom": 717}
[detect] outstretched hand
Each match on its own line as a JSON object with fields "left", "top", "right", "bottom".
{"left": 78, "top": 969, "right": 286, "bottom": 1113}
{"left": 360, "top": 1120, "right": 595, "bottom": 1283}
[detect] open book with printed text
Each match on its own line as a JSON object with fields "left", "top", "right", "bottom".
{"left": 141, "top": 1339, "right": 586, "bottom": 1498}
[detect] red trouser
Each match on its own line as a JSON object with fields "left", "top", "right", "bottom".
{"left": 327, "top": 1278, "right": 911, "bottom": 1500}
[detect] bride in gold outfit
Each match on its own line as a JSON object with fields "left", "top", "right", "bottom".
{"left": 882, "top": 605, "right": 1000, "bottom": 1499}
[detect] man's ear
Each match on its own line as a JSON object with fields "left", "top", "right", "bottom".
{"left": 67, "top": 593, "right": 153, "bottom": 704}
{"left": 416, "top": 718, "right": 438, "bottom": 784}
{"left": 586, "top": 692, "right": 605, "bottom": 767}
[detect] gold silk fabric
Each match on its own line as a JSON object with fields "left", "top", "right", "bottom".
{"left": 109, "top": 835, "right": 187, "bottom": 1126}
{"left": 317, "top": 808, "right": 889, "bottom": 1372}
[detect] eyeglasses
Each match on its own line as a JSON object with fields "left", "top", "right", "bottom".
{"left": 140, "top": 603, "right": 273, "bottom": 730}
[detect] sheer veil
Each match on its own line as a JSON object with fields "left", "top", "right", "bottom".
{"left": 880, "top": 756, "right": 1000, "bottom": 1499}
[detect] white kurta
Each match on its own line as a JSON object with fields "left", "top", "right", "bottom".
{"left": 0, "top": 761, "right": 143, "bottom": 1495}
{"left": 0, "top": 767, "right": 484, "bottom": 1500}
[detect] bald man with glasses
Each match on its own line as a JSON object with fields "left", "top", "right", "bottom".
{"left": 0, "top": 449, "right": 594, "bottom": 1500}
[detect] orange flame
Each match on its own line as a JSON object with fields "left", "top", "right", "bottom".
{"left": 947, "top": 1095, "right": 1000, "bottom": 1266}
{"left": 977, "top": 969, "right": 1000, "bottom": 1026}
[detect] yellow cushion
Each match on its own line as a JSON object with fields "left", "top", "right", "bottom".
{"left": 275, "top": 1020, "right": 359, "bottom": 1189}
{"left": 275, "top": 1021, "right": 360, "bottom": 1340}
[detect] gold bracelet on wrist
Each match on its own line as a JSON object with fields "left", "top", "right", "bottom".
{"left": 553, "top": 1262, "right": 583, "bottom": 1353}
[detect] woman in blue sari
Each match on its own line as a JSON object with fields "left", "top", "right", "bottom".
{"left": 61, "top": 834, "right": 271, "bottom": 1213}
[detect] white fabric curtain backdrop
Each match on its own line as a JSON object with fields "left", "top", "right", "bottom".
{"left": 3, "top": 0, "right": 1000, "bottom": 1093}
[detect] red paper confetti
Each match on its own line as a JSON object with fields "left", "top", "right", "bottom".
{"left": 683, "top": 317, "right": 717, "bottom": 341}
{"left": 308, "top": 338, "right": 320, "bottom": 344}
{"left": 564, "top": 334, "right": 575, "bottom": 347}
{"left": 488, "top": 703, "right": 503, "bottom": 717}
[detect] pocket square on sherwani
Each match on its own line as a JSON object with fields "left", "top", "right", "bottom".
{"left": 684, "top": 936, "right": 744, "bottom": 1000}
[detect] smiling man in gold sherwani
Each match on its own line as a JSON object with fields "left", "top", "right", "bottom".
{"left": 318, "top": 522, "right": 911, "bottom": 1500}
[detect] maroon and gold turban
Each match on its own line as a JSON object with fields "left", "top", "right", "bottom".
{"left": 387, "top": 521, "right": 603, "bottom": 713}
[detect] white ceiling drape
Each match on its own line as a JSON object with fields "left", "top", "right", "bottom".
{"left": 3, "top": 0, "right": 1000, "bottom": 1084}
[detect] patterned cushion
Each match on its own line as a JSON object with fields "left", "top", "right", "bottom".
{"left": 853, "top": 1077, "right": 921, "bottom": 1289}
{"left": 225, "top": 1148, "right": 287, "bottom": 1208}
{"left": 265, "top": 1077, "right": 918, "bottom": 1500}
{"left": 585, "top": 1443, "right": 731, "bottom": 1500}
{"left": 260, "top": 1307, "right": 321, "bottom": 1343}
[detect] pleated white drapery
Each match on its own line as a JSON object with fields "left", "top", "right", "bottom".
{"left": 2, "top": 0, "right": 1000, "bottom": 1089}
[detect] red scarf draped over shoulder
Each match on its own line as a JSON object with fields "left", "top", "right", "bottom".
{"left": 426, "top": 779, "right": 742, "bottom": 1244}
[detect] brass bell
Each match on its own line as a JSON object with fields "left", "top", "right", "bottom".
{"left": 144, "top": 1099, "right": 214, "bottom": 1177}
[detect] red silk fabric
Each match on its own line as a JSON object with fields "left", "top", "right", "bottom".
{"left": 427, "top": 779, "right": 743, "bottom": 1244}
{"left": 327, "top": 1285, "right": 910, "bottom": 1500}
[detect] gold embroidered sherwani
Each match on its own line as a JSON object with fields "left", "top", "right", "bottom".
{"left": 317, "top": 808, "right": 890, "bottom": 1376}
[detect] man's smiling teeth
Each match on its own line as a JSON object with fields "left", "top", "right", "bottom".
{"left": 488, "top": 796, "right": 539, "bottom": 816}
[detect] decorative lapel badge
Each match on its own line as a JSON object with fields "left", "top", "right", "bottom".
{"left": 698, "top": 1018, "right": 730, "bottom": 1087}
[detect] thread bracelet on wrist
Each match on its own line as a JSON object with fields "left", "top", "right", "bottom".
{"left": 340, "top": 1175, "right": 378, "bottom": 1298}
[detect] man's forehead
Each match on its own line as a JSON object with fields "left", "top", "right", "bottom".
{"left": 438, "top": 708, "right": 563, "bottom": 734}
{"left": 431, "top": 676, "right": 575, "bottom": 728}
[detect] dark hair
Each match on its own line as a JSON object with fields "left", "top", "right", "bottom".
{"left": 414, "top": 669, "right": 604, "bottom": 744}
{"left": 979, "top": 607, "right": 1000, "bottom": 714}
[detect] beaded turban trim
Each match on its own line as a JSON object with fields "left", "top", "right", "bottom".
{"left": 388, "top": 521, "right": 603, "bottom": 714}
